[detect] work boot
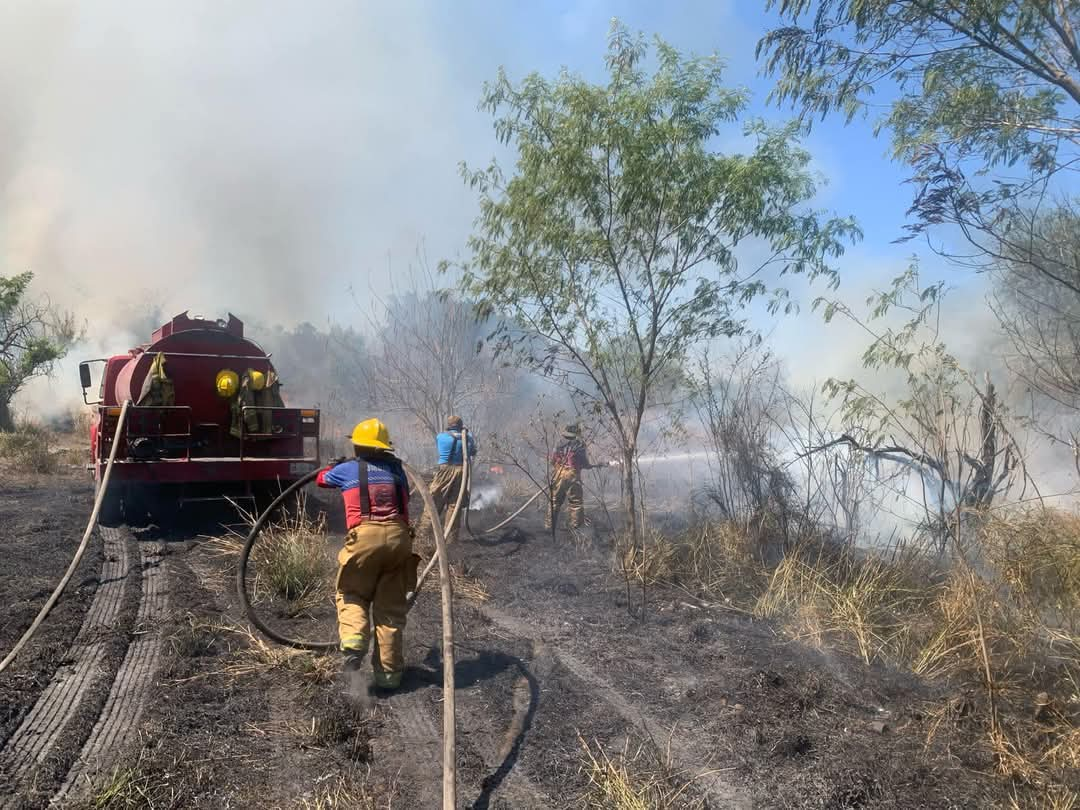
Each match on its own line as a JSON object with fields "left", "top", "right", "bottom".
{"left": 372, "top": 669, "right": 403, "bottom": 694}
{"left": 341, "top": 651, "right": 369, "bottom": 702}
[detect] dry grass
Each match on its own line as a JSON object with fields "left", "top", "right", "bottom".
{"left": 617, "top": 531, "right": 678, "bottom": 587}
{"left": 755, "top": 548, "right": 931, "bottom": 665}
{"left": 450, "top": 564, "right": 490, "bottom": 602}
{"left": 980, "top": 507, "right": 1080, "bottom": 626}
{"left": 168, "top": 613, "right": 226, "bottom": 658}
{"left": 168, "top": 617, "right": 337, "bottom": 688}
{"left": 626, "top": 509, "right": 1080, "bottom": 804}
{"left": 82, "top": 751, "right": 204, "bottom": 810}
{"left": 675, "top": 521, "right": 765, "bottom": 601}
{"left": 617, "top": 522, "right": 767, "bottom": 605}
{"left": 216, "top": 623, "right": 338, "bottom": 686}
{"left": 208, "top": 503, "right": 334, "bottom": 617}
{"left": 579, "top": 734, "right": 708, "bottom": 810}
{"left": 296, "top": 772, "right": 398, "bottom": 810}
{"left": 86, "top": 765, "right": 162, "bottom": 809}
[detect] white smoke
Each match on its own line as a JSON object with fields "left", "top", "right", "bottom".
{"left": 469, "top": 482, "right": 503, "bottom": 511}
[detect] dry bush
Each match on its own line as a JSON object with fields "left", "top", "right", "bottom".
{"left": 0, "top": 421, "right": 58, "bottom": 473}
{"left": 579, "top": 734, "right": 708, "bottom": 810}
{"left": 617, "top": 531, "right": 678, "bottom": 587}
{"left": 979, "top": 507, "right": 1080, "bottom": 626}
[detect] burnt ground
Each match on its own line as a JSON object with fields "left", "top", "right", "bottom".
{"left": 0, "top": 470, "right": 1007, "bottom": 808}
{"left": 0, "top": 470, "right": 102, "bottom": 745}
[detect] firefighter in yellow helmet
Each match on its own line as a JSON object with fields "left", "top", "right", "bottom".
{"left": 316, "top": 418, "right": 417, "bottom": 692}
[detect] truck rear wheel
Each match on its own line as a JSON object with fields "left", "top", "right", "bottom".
{"left": 96, "top": 479, "right": 124, "bottom": 527}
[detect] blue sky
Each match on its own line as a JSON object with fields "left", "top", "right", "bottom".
{"left": 2, "top": 0, "right": 986, "bottom": 397}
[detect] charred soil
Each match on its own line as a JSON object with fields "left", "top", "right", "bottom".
{"left": 0, "top": 474, "right": 1018, "bottom": 808}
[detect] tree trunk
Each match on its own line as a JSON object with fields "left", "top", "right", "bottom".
{"left": 0, "top": 398, "right": 14, "bottom": 432}
{"left": 621, "top": 447, "right": 639, "bottom": 544}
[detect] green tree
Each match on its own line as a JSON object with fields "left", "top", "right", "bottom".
{"left": 760, "top": 1, "right": 1080, "bottom": 272}
{"left": 0, "top": 272, "right": 77, "bottom": 431}
{"left": 455, "top": 26, "right": 859, "bottom": 542}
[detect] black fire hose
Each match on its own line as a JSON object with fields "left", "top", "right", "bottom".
{"left": 235, "top": 461, "right": 451, "bottom": 651}
{"left": 235, "top": 467, "right": 334, "bottom": 650}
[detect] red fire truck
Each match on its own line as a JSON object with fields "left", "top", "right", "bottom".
{"left": 79, "top": 312, "right": 320, "bottom": 522}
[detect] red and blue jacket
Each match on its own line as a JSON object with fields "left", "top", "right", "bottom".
{"left": 316, "top": 456, "right": 410, "bottom": 530}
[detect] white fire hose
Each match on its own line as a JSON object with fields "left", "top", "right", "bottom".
{"left": 0, "top": 400, "right": 131, "bottom": 674}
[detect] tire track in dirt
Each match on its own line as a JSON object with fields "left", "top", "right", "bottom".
{"left": 379, "top": 689, "right": 444, "bottom": 808}
{"left": 0, "top": 527, "right": 131, "bottom": 807}
{"left": 477, "top": 603, "right": 753, "bottom": 809}
{"left": 53, "top": 542, "right": 169, "bottom": 805}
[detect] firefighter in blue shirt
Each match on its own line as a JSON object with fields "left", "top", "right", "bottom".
{"left": 420, "top": 415, "right": 477, "bottom": 545}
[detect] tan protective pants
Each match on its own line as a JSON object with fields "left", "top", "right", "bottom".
{"left": 335, "top": 520, "right": 417, "bottom": 687}
{"left": 546, "top": 465, "right": 584, "bottom": 529}
{"left": 420, "top": 464, "right": 467, "bottom": 545}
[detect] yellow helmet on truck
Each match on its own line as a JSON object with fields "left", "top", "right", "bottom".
{"left": 215, "top": 369, "right": 239, "bottom": 398}
{"left": 248, "top": 369, "right": 266, "bottom": 391}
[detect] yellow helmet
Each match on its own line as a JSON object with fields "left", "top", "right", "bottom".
{"left": 248, "top": 369, "right": 266, "bottom": 391}
{"left": 350, "top": 418, "right": 393, "bottom": 450}
{"left": 215, "top": 369, "right": 239, "bottom": 398}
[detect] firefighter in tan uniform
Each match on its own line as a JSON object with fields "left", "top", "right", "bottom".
{"left": 420, "top": 415, "right": 477, "bottom": 546}
{"left": 546, "top": 424, "right": 596, "bottom": 530}
{"left": 317, "top": 419, "right": 416, "bottom": 691}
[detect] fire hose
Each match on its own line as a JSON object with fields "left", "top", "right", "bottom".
{"left": 409, "top": 430, "right": 547, "bottom": 601}
{"left": 235, "top": 454, "right": 458, "bottom": 809}
{"left": 406, "top": 429, "right": 472, "bottom": 606}
{"left": 0, "top": 400, "right": 132, "bottom": 675}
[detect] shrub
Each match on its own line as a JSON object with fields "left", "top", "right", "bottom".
{"left": 979, "top": 507, "right": 1080, "bottom": 626}
{"left": 0, "top": 421, "right": 57, "bottom": 473}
